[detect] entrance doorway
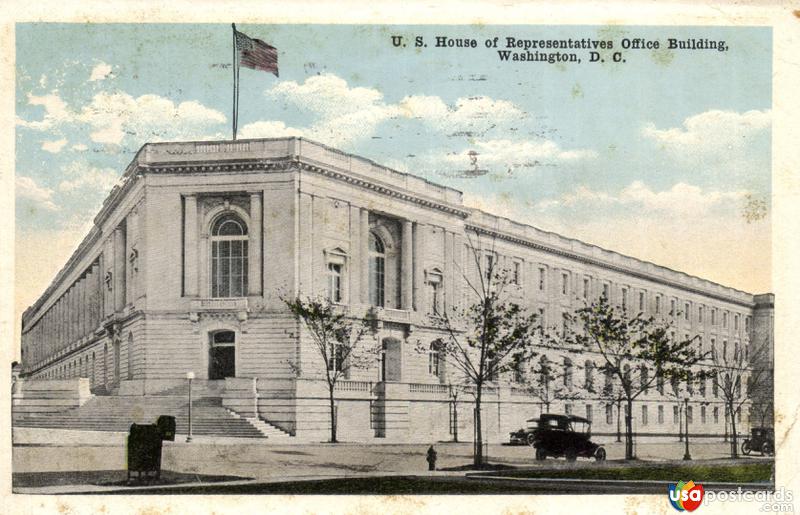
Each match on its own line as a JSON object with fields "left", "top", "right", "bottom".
{"left": 209, "top": 330, "right": 236, "bottom": 379}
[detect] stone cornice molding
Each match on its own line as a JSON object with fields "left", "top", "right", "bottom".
{"left": 467, "top": 223, "right": 754, "bottom": 309}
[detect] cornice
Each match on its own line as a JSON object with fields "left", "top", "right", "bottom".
{"left": 466, "top": 224, "right": 754, "bottom": 309}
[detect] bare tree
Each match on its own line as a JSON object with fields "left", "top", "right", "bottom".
{"left": 712, "top": 338, "right": 771, "bottom": 458}
{"left": 283, "top": 296, "right": 378, "bottom": 443}
{"left": 427, "top": 234, "right": 540, "bottom": 467}
{"left": 557, "top": 296, "right": 710, "bottom": 460}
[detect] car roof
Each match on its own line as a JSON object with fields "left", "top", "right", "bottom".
{"left": 539, "top": 413, "right": 592, "bottom": 424}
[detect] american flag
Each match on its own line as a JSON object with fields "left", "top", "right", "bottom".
{"left": 234, "top": 29, "right": 279, "bottom": 76}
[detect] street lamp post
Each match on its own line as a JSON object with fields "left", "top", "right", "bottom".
{"left": 683, "top": 398, "right": 692, "bottom": 460}
{"left": 186, "top": 371, "right": 195, "bottom": 443}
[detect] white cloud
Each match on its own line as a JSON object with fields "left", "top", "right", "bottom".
{"left": 57, "top": 162, "right": 121, "bottom": 193}
{"left": 237, "top": 120, "right": 304, "bottom": 140}
{"left": 259, "top": 74, "right": 397, "bottom": 147}
{"left": 17, "top": 90, "right": 227, "bottom": 146}
{"left": 15, "top": 176, "right": 58, "bottom": 211}
{"left": 71, "top": 143, "right": 88, "bottom": 151}
{"left": 16, "top": 93, "right": 71, "bottom": 130}
{"left": 642, "top": 109, "right": 770, "bottom": 155}
{"left": 465, "top": 182, "right": 769, "bottom": 293}
{"left": 444, "top": 139, "right": 596, "bottom": 171}
{"left": 89, "top": 61, "right": 113, "bottom": 82}
{"left": 534, "top": 180, "right": 747, "bottom": 216}
{"left": 398, "top": 94, "right": 525, "bottom": 136}
{"left": 243, "top": 74, "right": 533, "bottom": 148}
{"left": 41, "top": 138, "right": 68, "bottom": 153}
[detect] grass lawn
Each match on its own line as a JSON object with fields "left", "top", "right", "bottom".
{"left": 480, "top": 462, "right": 773, "bottom": 483}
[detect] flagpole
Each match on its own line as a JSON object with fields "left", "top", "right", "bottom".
{"left": 232, "top": 23, "right": 238, "bottom": 140}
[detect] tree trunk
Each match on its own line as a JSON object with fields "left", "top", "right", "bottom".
{"left": 328, "top": 386, "right": 337, "bottom": 443}
{"left": 625, "top": 398, "right": 634, "bottom": 460}
{"left": 474, "top": 387, "right": 483, "bottom": 468}
{"left": 729, "top": 401, "right": 738, "bottom": 458}
{"left": 616, "top": 400, "right": 622, "bottom": 442}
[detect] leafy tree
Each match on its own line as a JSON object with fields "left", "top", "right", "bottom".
{"left": 426, "top": 235, "right": 540, "bottom": 467}
{"left": 522, "top": 354, "right": 585, "bottom": 415}
{"left": 556, "top": 296, "right": 710, "bottom": 460}
{"left": 283, "top": 296, "right": 378, "bottom": 443}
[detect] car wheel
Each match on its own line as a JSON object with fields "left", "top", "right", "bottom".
{"left": 565, "top": 448, "right": 578, "bottom": 462}
{"left": 535, "top": 447, "right": 547, "bottom": 461}
{"left": 527, "top": 434, "right": 536, "bottom": 446}
{"left": 761, "top": 441, "right": 774, "bottom": 456}
{"left": 594, "top": 447, "right": 606, "bottom": 462}
{"left": 741, "top": 441, "right": 752, "bottom": 455}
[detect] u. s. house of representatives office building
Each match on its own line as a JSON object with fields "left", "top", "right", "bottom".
{"left": 17, "top": 138, "right": 774, "bottom": 442}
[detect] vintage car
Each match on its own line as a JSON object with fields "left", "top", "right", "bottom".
{"left": 741, "top": 427, "right": 775, "bottom": 456}
{"left": 526, "top": 413, "right": 607, "bottom": 462}
{"left": 508, "top": 417, "right": 540, "bottom": 445}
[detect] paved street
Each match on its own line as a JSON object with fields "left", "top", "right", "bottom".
{"left": 13, "top": 429, "right": 773, "bottom": 494}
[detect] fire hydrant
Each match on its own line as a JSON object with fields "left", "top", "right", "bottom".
{"left": 426, "top": 445, "right": 437, "bottom": 471}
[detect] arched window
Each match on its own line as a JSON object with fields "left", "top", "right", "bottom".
{"left": 211, "top": 213, "right": 249, "bottom": 298}
{"left": 368, "top": 232, "right": 385, "bottom": 307}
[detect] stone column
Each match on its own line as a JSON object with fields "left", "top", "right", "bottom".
{"left": 68, "top": 286, "right": 75, "bottom": 344}
{"left": 249, "top": 192, "right": 262, "bottom": 296}
{"left": 184, "top": 195, "right": 198, "bottom": 297}
{"left": 360, "top": 208, "right": 370, "bottom": 305}
{"left": 113, "top": 226, "right": 126, "bottom": 311}
{"left": 401, "top": 220, "right": 413, "bottom": 310}
{"left": 77, "top": 275, "right": 85, "bottom": 339}
{"left": 413, "top": 222, "right": 425, "bottom": 312}
{"left": 198, "top": 232, "right": 209, "bottom": 298}
{"left": 453, "top": 233, "right": 465, "bottom": 311}
{"left": 91, "top": 262, "right": 100, "bottom": 330}
{"left": 349, "top": 206, "right": 361, "bottom": 305}
{"left": 444, "top": 230, "right": 454, "bottom": 312}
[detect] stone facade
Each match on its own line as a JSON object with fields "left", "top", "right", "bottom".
{"left": 19, "top": 137, "right": 773, "bottom": 442}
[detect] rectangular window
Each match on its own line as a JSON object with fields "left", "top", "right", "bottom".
{"left": 746, "top": 316, "right": 751, "bottom": 333}
{"left": 687, "top": 406, "right": 693, "bottom": 424}
{"left": 714, "top": 407, "right": 719, "bottom": 423}
{"left": 723, "top": 311, "right": 728, "bottom": 328}
{"left": 561, "top": 272, "right": 569, "bottom": 295}
{"left": 685, "top": 302, "right": 690, "bottom": 321}
{"left": 673, "top": 405, "right": 679, "bottom": 424}
{"left": 712, "top": 308, "right": 717, "bottom": 325}
{"left": 583, "top": 277, "right": 590, "bottom": 299}
{"left": 670, "top": 299, "right": 676, "bottom": 316}
{"left": 639, "top": 291, "right": 645, "bottom": 311}
{"left": 658, "top": 405, "right": 664, "bottom": 424}
{"left": 603, "top": 283, "right": 610, "bottom": 300}
{"left": 538, "top": 307, "right": 545, "bottom": 333}
{"left": 585, "top": 404, "right": 593, "bottom": 422}
{"left": 327, "top": 263, "right": 343, "bottom": 303}
{"left": 538, "top": 267, "right": 546, "bottom": 291}
{"left": 701, "top": 406, "right": 707, "bottom": 424}
{"left": 606, "top": 404, "right": 613, "bottom": 425}
{"left": 698, "top": 306, "right": 703, "bottom": 323}
{"left": 641, "top": 405, "right": 648, "bottom": 426}
{"left": 622, "top": 288, "right": 628, "bottom": 309}
{"left": 656, "top": 295, "right": 661, "bottom": 314}
{"left": 735, "top": 314, "right": 739, "bottom": 331}
{"left": 427, "top": 271, "right": 443, "bottom": 315}
{"left": 513, "top": 261, "right": 521, "bottom": 285}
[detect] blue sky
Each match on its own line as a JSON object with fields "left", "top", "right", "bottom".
{"left": 15, "top": 23, "right": 772, "bottom": 325}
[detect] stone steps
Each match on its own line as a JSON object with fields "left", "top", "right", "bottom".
{"left": 12, "top": 393, "right": 285, "bottom": 439}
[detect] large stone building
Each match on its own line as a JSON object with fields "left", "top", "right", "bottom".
{"left": 17, "top": 137, "right": 773, "bottom": 442}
